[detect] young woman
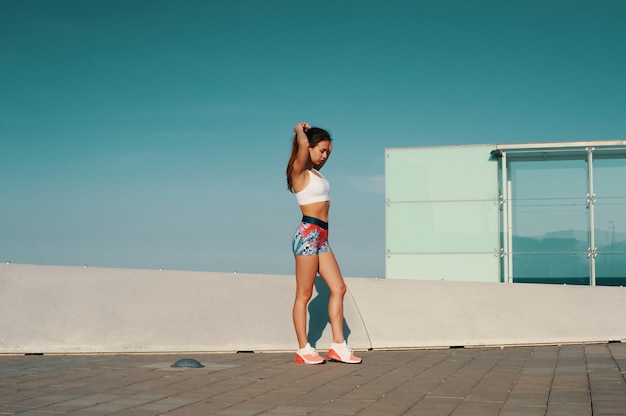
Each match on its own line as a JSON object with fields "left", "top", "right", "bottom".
{"left": 286, "top": 122, "right": 362, "bottom": 365}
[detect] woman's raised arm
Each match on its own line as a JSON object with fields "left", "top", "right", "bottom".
{"left": 290, "top": 122, "right": 311, "bottom": 176}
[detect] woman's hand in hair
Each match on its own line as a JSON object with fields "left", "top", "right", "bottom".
{"left": 293, "top": 122, "right": 311, "bottom": 133}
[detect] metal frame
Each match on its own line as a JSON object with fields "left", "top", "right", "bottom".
{"left": 587, "top": 148, "right": 597, "bottom": 286}
{"left": 494, "top": 140, "right": 626, "bottom": 286}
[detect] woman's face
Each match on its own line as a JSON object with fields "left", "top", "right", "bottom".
{"left": 309, "top": 140, "right": 332, "bottom": 166}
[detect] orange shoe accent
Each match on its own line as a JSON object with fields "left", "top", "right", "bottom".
{"left": 326, "top": 348, "right": 341, "bottom": 362}
{"left": 326, "top": 347, "right": 362, "bottom": 364}
{"left": 294, "top": 352, "right": 325, "bottom": 365}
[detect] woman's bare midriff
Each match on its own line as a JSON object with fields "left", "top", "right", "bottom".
{"left": 299, "top": 201, "right": 331, "bottom": 223}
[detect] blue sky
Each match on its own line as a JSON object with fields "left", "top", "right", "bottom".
{"left": 1, "top": 0, "right": 625, "bottom": 277}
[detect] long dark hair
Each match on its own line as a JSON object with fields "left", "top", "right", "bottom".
{"left": 286, "top": 127, "right": 332, "bottom": 192}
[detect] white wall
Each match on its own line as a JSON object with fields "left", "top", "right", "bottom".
{"left": 348, "top": 278, "right": 626, "bottom": 348}
{"left": 1, "top": 263, "right": 624, "bottom": 354}
{"left": 0, "top": 263, "right": 369, "bottom": 354}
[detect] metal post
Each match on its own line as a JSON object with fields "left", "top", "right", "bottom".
{"left": 587, "top": 148, "right": 596, "bottom": 286}
{"left": 500, "top": 152, "right": 511, "bottom": 283}
{"left": 507, "top": 172, "right": 513, "bottom": 283}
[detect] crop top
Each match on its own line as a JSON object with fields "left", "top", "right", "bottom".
{"left": 295, "top": 169, "right": 330, "bottom": 205}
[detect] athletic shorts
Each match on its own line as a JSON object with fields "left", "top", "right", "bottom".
{"left": 292, "top": 216, "right": 331, "bottom": 256}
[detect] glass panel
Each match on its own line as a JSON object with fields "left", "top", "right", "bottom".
{"left": 509, "top": 159, "right": 590, "bottom": 284}
{"left": 386, "top": 200, "right": 499, "bottom": 253}
{"left": 386, "top": 253, "right": 500, "bottom": 282}
{"left": 592, "top": 157, "right": 626, "bottom": 286}
{"left": 512, "top": 253, "right": 589, "bottom": 285}
{"left": 386, "top": 145, "right": 497, "bottom": 202}
{"left": 385, "top": 145, "right": 500, "bottom": 282}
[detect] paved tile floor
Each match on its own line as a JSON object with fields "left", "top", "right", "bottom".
{"left": 1, "top": 343, "right": 625, "bottom": 415}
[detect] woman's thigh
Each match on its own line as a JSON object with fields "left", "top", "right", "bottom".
{"left": 318, "top": 251, "right": 345, "bottom": 293}
{"left": 294, "top": 255, "right": 319, "bottom": 295}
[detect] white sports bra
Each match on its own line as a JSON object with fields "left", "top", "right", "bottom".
{"left": 295, "top": 169, "right": 330, "bottom": 205}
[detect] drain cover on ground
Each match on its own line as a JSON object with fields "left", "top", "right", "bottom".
{"left": 171, "top": 358, "right": 205, "bottom": 368}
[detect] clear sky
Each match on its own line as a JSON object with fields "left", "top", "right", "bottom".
{"left": 1, "top": 0, "right": 625, "bottom": 278}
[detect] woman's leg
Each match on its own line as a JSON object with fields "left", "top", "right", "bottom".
{"left": 318, "top": 250, "right": 347, "bottom": 343}
{"left": 293, "top": 255, "right": 319, "bottom": 348}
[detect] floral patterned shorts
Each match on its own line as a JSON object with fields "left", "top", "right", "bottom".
{"left": 292, "top": 216, "right": 331, "bottom": 256}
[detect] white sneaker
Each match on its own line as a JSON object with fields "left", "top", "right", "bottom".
{"left": 294, "top": 343, "right": 325, "bottom": 364}
{"left": 326, "top": 341, "right": 362, "bottom": 364}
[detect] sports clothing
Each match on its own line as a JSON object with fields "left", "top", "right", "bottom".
{"left": 326, "top": 341, "right": 362, "bottom": 364}
{"left": 292, "top": 216, "right": 330, "bottom": 256}
{"left": 294, "top": 343, "right": 325, "bottom": 364}
{"left": 295, "top": 169, "right": 330, "bottom": 206}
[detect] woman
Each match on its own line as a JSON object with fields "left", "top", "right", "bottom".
{"left": 286, "top": 122, "right": 362, "bottom": 365}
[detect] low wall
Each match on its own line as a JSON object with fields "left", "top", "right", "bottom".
{"left": 1, "top": 263, "right": 624, "bottom": 354}
{"left": 348, "top": 278, "right": 626, "bottom": 348}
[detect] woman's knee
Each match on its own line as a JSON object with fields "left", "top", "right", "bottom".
{"left": 295, "top": 288, "right": 314, "bottom": 303}
{"left": 329, "top": 282, "right": 346, "bottom": 297}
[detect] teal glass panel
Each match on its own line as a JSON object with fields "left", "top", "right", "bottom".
{"left": 592, "top": 157, "right": 626, "bottom": 286}
{"left": 385, "top": 145, "right": 497, "bottom": 202}
{"left": 509, "top": 159, "right": 590, "bottom": 284}
{"left": 385, "top": 200, "right": 499, "bottom": 253}
{"left": 386, "top": 253, "right": 500, "bottom": 282}
{"left": 385, "top": 144, "right": 500, "bottom": 282}
{"left": 512, "top": 253, "right": 589, "bottom": 285}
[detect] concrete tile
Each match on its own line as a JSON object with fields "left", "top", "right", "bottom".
{"left": 163, "top": 399, "right": 234, "bottom": 415}
{"left": 328, "top": 398, "right": 375, "bottom": 412}
{"left": 134, "top": 397, "right": 197, "bottom": 412}
{"left": 0, "top": 404, "right": 31, "bottom": 414}
{"left": 499, "top": 404, "right": 547, "bottom": 416}
{"left": 504, "top": 392, "right": 549, "bottom": 407}
{"left": 403, "top": 397, "right": 462, "bottom": 416}
{"left": 0, "top": 344, "right": 624, "bottom": 416}
{"left": 351, "top": 402, "right": 411, "bottom": 416}
{"left": 546, "top": 401, "right": 592, "bottom": 416}
{"left": 259, "top": 405, "right": 310, "bottom": 415}
{"left": 449, "top": 400, "right": 502, "bottom": 416}
{"left": 547, "top": 391, "right": 591, "bottom": 403}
